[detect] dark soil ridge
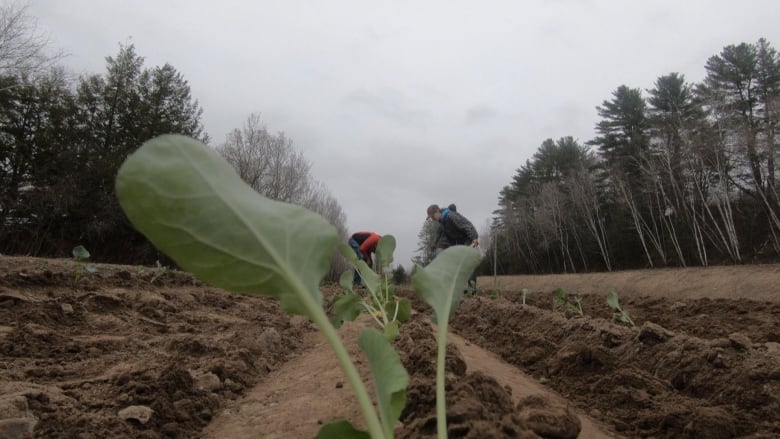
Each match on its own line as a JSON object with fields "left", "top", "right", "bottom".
{"left": 505, "top": 290, "right": 780, "bottom": 344}
{"left": 0, "top": 257, "right": 312, "bottom": 438}
{"left": 3, "top": 254, "right": 778, "bottom": 438}
{"left": 0, "top": 256, "right": 204, "bottom": 291}
{"left": 450, "top": 295, "right": 780, "bottom": 438}
{"left": 395, "top": 315, "right": 581, "bottom": 439}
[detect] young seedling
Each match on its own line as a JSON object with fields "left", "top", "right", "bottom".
{"left": 72, "top": 245, "right": 99, "bottom": 284}
{"left": 552, "top": 287, "right": 583, "bottom": 315}
{"left": 149, "top": 260, "right": 169, "bottom": 284}
{"left": 521, "top": 288, "right": 532, "bottom": 305}
{"left": 489, "top": 279, "right": 502, "bottom": 300}
{"left": 607, "top": 290, "right": 634, "bottom": 327}
{"left": 116, "top": 134, "right": 482, "bottom": 439}
{"left": 413, "top": 246, "right": 482, "bottom": 438}
{"left": 333, "top": 236, "right": 411, "bottom": 340}
{"left": 573, "top": 295, "right": 584, "bottom": 315}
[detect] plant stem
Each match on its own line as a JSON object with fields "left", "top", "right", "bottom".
{"left": 360, "top": 302, "right": 385, "bottom": 328}
{"left": 364, "top": 277, "right": 387, "bottom": 326}
{"left": 295, "top": 278, "right": 385, "bottom": 439}
{"left": 435, "top": 320, "right": 449, "bottom": 439}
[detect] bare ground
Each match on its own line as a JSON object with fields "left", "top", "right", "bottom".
{"left": 1, "top": 255, "right": 779, "bottom": 438}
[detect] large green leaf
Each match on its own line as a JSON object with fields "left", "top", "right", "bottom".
{"left": 383, "top": 320, "right": 400, "bottom": 340}
{"left": 412, "top": 246, "right": 482, "bottom": 324}
{"left": 115, "top": 134, "right": 338, "bottom": 316}
{"left": 339, "top": 270, "right": 354, "bottom": 292}
{"left": 331, "top": 293, "right": 363, "bottom": 328}
{"left": 354, "top": 260, "right": 380, "bottom": 293}
{"left": 358, "top": 328, "right": 408, "bottom": 438}
{"left": 375, "top": 235, "right": 396, "bottom": 270}
{"left": 385, "top": 298, "right": 411, "bottom": 323}
{"left": 315, "top": 420, "right": 370, "bottom": 439}
{"left": 339, "top": 243, "right": 359, "bottom": 263}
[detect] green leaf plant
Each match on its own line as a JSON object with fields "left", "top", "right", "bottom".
{"left": 333, "top": 236, "right": 412, "bottom": 340}
{"left": 606, "top": 290, "right": 635, "bottom": 327}
{"left": 521, "top": 287, "right": 532, "bottom": 305}
{"left": 413, "top": 246, "right": 482, "bottom": 438}
{"left": 149, "top": 260, "right": 169, "bottom": 284}
{"left": 116, "top": 134, "right": 482, "bottom": 439}
{"left": 552, "top": 287, "right": 583, "bottom": 316}
{"left": 72, "top": 245, "right": 99, "bottom": 284}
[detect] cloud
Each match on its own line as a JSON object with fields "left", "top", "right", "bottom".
{"left": 343, "top": 88, "right": 432, "bottom": 129}
{"left": 464, "top": 105, "right": 497, "bottom": 125}
{"left": 28, "top": 0, "right": 780, "bottom": 268}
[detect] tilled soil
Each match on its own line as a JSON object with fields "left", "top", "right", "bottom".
{"left": 0, "top": 256, "right": 310, "bottom": 438}
{"left": 451, "top": 291, "right": 780, "bottom": 438}
{"left": 395, "top": 315, "right": 583, "bottom": 439}
{"left": 1, "top": 254, "right": 779, "bottom": 438}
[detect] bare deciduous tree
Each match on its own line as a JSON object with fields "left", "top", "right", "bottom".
{"left": 613, "top": 171, "right": 665, "bottom": 267}
{"left": 0, "top": 1, "right": 63, "bottom": 83}
{"left": 218, "top": 113, "right": 311, "bottom": 203}
{"left": 218, "top": 113, "right": 349, "bottom": 280}
{"left": 567, "top": 169, "right": 612, "bottom": 271}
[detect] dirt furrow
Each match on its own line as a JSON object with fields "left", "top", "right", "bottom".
{"left": 447, "top": 331, "right": 617, "bottom": 439}
{"left": 201, "top": 323, "right": 369, "bottom": 438}
{"left": 204, "top": 312, "right": 616, "bottom": 438}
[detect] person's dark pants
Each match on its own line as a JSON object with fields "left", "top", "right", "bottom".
{"left": 348, "top": 238, "right": 363, "bottom": 285}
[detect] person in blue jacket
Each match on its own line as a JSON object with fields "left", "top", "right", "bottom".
{"left": 426, "top": 204, "right": 479, "bottom": 292}
{"left": 431, "top": 203, "right": 458, "bottom": 256}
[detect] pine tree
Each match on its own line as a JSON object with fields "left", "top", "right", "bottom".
{"left": 590, "top": 85, "right": 649, "bottom": 179}
{"left": 412, "top": 219, "right": 438, "bottom": 267}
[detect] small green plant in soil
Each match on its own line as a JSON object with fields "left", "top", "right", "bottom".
{"left": 149, "top": 260, "right": 169, "bottom": 284}
{"left": 552, "top": 287, "right": 583, "bottom": 315}
{"left": 334, "top": 235, "right": 412, "bottom": 340}
{"left": 72, "top": 245, "right": 99, "bottom": 284}
{"left": 607, "top": 290, "right": 634, "bottom": 326}
{"left": 521, "top": 287, "right": 532, "bottom": 305}
{"left": 116, "top": 134, "right": 482, "bottom": 439}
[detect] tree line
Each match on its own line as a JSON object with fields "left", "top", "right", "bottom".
{"left": 0, "top": 3, "right": 348, "bottom": 271}
{"left": 484, "top": 38, "right": 780, "bottom": 274}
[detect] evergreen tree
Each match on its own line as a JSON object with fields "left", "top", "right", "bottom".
{"left": 390, "top": 265, "right": 407, "bottom": 285}
{"left": 0, "top": 68, "right": 78, "bottom": 255}
{"left": 755, "top": 38, "right": 780, "bottom": 199}
{"left": 590, "top": 85, "right": 649, "bottom": 178}
{"left": 68, "top": 44, "right": 205, "bottom": 260}
{"left": 647, "top": 73, "right": 702, "bottom": 167}
{"left": 1, "top": 43, "right": 206, "bottom": 261}
{"left": 412, "top": 219, "right": 438, "bottom": 267}
{"left": 699, "top": 41, "right": 764, "bottom": 194}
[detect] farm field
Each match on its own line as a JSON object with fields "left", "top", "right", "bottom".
{"left": 1, "top": 255, "right": 779, "bottom": 438}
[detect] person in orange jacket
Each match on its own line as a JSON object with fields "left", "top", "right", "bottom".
{"left": 348, "top": 231, "right": 382, "bottom": 285}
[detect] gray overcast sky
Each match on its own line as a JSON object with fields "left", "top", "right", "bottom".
{"left": 30, "top": 0, "right": 780, "bottom": 268}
